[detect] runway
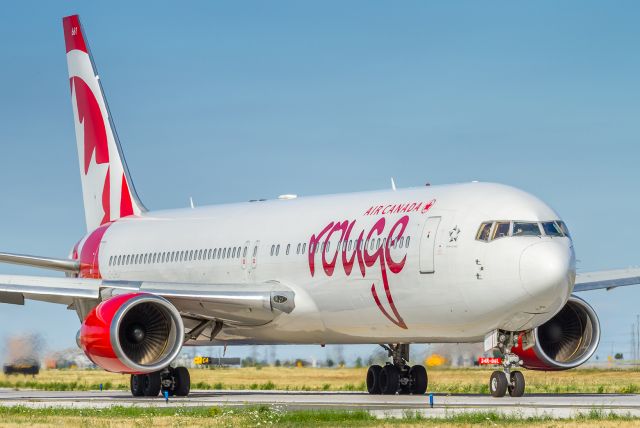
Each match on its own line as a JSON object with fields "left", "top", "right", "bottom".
{"left": 1, "top": 389, "right": 640, "bottom": 418}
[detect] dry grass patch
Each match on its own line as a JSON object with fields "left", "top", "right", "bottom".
{"left": 1, "top": 367, "right": 639, "bottom": 393}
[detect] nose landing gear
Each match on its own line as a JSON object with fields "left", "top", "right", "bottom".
{"left": 130, "top": 366, "right": 191, "bottom": 397}
{"left": 365, "top": 344, "right": 428, "bottom": 395}
{"left": 489, "top": 333, "right": 525, "bottom": 398}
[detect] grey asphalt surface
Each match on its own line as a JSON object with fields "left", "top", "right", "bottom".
{"left": 1, "top": 389, "right": 639, "bottom": 418}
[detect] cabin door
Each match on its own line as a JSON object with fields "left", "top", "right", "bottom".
{"left": 419, "top": 216, "right": 441, "bottom": 273}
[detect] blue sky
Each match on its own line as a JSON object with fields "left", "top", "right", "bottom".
{"left": 0, "top": 1, "right": 638, "bottom": 364}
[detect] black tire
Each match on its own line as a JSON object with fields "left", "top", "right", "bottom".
{"left": 174, "top": 366, "right": 191, "bottom": 396}
{"left": 379, "top": 364, "right": 400, "bottom": 395}
{"left": 161, "top": 368, "right": 175, "bottom": 397}
{"left": 130, "top": 374, "right": 144, "bottom": 397}
{"left": 366, "top": 365, "right": 383, "bottom": 394}
{"left": 489, "top": 371, "right": 508, "bottom": 398}
{"left": 508, "top": 371, "right": 525, "bottom": 397}
{"left": 142, "top": 372, "right": 161, "bottom": 397}
{"left": 398, "top": 365, "right": 412, "bottom": 395}
{"left": 409, "top": 365, "right": 428, "bottom": 395}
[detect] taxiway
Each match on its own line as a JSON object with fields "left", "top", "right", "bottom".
{"left": 1, "top": 389, "right": 639, "bottom": 418}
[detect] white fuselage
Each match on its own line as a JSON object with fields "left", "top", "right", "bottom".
{"left": 92, "top": 182, "right": 575, "bottom": 345}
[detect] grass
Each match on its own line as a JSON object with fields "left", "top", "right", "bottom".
{"left": 2, "top": 367, "right": 640, "bottom": 394}
{"left": 0, "top": 405, "right": 639, "bottom": 427}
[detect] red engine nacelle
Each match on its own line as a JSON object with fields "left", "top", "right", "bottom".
{"left": 512, "top": 295, "right": 600, "bottom": 370}
{"left": 78, "top": 293, "right": 184, "bottom": 374}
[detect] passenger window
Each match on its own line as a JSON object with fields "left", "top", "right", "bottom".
{"left": 406, "top": 237, "right": 410, "bottom": 248}
{"left": 232, "top": 247, "right": 237, "bottom": 258}
{"left": 399, "top": 237, "right": 404, "bottom": 248}
{"left": 476, "top": 222, "right": 493, "bottom": 242}
{"left": 513, "top": 222, "right": 541, "bottom": 236}
{"left": 348, "top": 240, "right": 352, "bottom": 251}
{"left": 542, "top": 221, "right": 563, "bottom": 237}
{"left": 286, "top": 244, "right": 290, "bottom": 255}
{"left": 492, "top": 222, "right": 510, "bottom": 240}
{"left": 270, "top": 245, "right": 274, "bottom": 256}
{"left": 276, "top": 244, "right": 280, "bottom": 256}
{"left": 325, "top": 242, "right": 330, "bottom": 253}
{"left": 296, "top": 243, "right": 301, "bottom": 254}
{"left": 243, "top": 247, "right": 248, "bottom": 257}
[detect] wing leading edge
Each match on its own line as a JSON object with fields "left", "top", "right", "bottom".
{"left": 574, "top": 268, "right": 640, "bottom": 292}
{"left": 0, "top": 274, "right": 295, "bottom": 326}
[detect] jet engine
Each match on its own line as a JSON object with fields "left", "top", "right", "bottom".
{"left": 512, "top": 295, "right": 600, "bottom": 370}
{"left": 78, "top": 293, "right": 184, "bottom": 374}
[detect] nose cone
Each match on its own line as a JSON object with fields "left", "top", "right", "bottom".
{"left": 519, "top": 241, "right": 575, "bottom": 312}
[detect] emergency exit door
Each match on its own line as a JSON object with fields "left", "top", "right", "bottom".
{"left": 419, "top": 216, "right": 441, "bottom": 273}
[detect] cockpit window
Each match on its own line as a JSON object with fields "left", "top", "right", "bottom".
{"left": 492, "top": 222, "right": 510, "bottom": 240}
{"left": 476, "top": 222, "right": 493, "bottom": 241}
{"left": 542, "top": 221, "right": 563, "bottom": 237}
{"left": 513, "top": 222, "right": 541, "bottom": 236}
{"left": 557, "top": 221, "right": 571, "bottom": 237}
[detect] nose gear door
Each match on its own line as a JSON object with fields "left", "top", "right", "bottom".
{"left": 419, "top": 216, "right": 441, "bottom": 273}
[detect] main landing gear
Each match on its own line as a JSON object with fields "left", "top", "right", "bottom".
{"left": 366, "top": 344, "right": 428, "bottom": 395}
{"left": 489, "top": 333, "right": 525, "bottom": 398}
{"left": 130, "top": 366, "right": 191, "bottom": 397}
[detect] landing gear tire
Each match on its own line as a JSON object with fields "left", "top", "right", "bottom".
{"left": 130, "top": 374, "right": 144, "bottom": 397}
{"left": 379, "top": 364, "right": 400, "bottom": 395}
{"left": 142, "top": 372, "right": 161, "bottom": 397}
{"left": 174, "top": 366, "right": 191, "bottom": 396}
{"left": 398, "top": 365, "right": 412, "bottom": 395}
{"left": 409, "top": 365, "right": 428, "bottom": 395}
{"left": 366, "top": 365, "right": 383, "bottom": 394}
{"left": 489, "top": 371, "right": 508, "bottom": 398}
{"left": 508, "top": 371, "right": 525, "bottom": 397}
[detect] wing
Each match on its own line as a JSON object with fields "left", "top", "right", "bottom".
{"left": 574, "top": 268, "right": 640, "bottom": 292}
{"left": 0, "top": 274, "right": 295, "bottom": 327}
{"left": 0, "top": 251, "right": 80, "bottom": 273}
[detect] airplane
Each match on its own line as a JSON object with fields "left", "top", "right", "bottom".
{"left": 1, "top": 14, "right": 639, "bottom": 399}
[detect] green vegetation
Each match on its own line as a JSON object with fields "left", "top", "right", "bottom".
{"left": 0, "top": 405, "right": 639, "bottom": 427}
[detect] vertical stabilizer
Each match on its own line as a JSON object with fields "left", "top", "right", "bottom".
{"left": 63, "top": 15, "right": 145, "bottom": 231}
